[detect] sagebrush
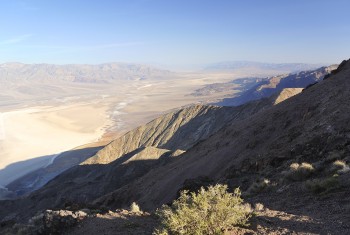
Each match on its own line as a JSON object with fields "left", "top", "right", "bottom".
{"left": 154, "top": 184, "right": 252, "bottom": 235}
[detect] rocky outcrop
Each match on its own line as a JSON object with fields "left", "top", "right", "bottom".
{"left": 2, "top": 210, "right": 88, "bottom": 235}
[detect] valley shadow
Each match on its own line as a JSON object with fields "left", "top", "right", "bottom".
{"left": 0, "top": 154, "right": 54, "bottom": 187}
{"left": 27, "top": 147, "right": 174, "bottom": 211}
{"left": 5, "top": 146, "right": 104, "bottom": 197}
{"left": 0, "top": 147, "right": 173, "bottom": 220}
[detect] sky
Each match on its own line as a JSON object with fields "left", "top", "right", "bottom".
{"left": 0, "top": 0, "right": 349, "bottom": 67}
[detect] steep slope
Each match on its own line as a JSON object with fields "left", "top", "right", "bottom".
{"left": 92, "top": 59, "right": 350, "bottom": 231}
{"left": 4, "top": 88, "right": 289, "bottom": 200}
{"left": 0, "top": 94, "right": 283, "bottom": 221}
{"left": 272, "top": 88, "right": 303, "bottom": 105}
{"left": 83, "top": 105, "right": 235, "bottom": 165}
{"left": 219, "top": 65, "right": 336, "bottom": 106}
{"left": 2, "top": 61, "right": 349, "bottom": 233}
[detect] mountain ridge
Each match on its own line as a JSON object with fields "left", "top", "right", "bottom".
{"left": 0, "top": 62, "right": 174, "bottom": 83}
{"left": 204, "top": 61, "right": 325, "bottom": 72}
{"left": 219, "top": 65, "right": 337, "bottom": 106}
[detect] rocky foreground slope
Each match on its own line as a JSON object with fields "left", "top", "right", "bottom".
{"left": 1, "top": 61, "right": 350, "bottom": 234}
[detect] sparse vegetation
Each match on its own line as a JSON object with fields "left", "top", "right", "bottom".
{"left": 246, "top": 178, "right": 271, "bottom": 195}
{"left": 254, "top": 203, "right": 264, "bottom": 212}
{"left": 306, "top": 175, "right": 340, "bottom": 194}
{"left": 130, "top": 202, "right": 141, "bottom": 213}
{"left": 154, "top": 184, "right": 252, "bottom": 235}
{"left": 284, "top": 162, "right": 314, "bottom": 181}
{"left": 331, "top": 160, "right": 350, "bottom": 174}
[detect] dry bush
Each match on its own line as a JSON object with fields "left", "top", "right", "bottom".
{"left": 254, "top": 203, "right": 264, "bottom": 212}
{"left": 331, "top": 160, "right": 350, "bottom": 174}
{"left": 130, "top": 202, "right": 141, "bottom": 213}
{"left": 154, "top": 184, "right": 252, "bottom": 235}
{"left": 284, "top": 162, "right": 315, "bottom": 181}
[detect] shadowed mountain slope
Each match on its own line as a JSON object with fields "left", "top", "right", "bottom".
{"left": 219, "top": 65, "right": 337, "bottom": 106}
{"left": 0, "top": 101, "right": 275, "bottom": 221}
{"left": 92, "top": 60, "right": 350, "bottom": 225}
{"left": 5, "top": 144, "right": 104, "bottom": 198}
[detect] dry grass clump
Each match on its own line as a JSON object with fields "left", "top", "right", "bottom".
{"left": 246, "top": 178, "right": 270, "bottom": 195}
{"left": 331, "top": 160, "right": 350, "bottom": 174}
{"left": 284, "top": 162, "right": 315, "bottom": 181}
{"left": 154, "top": 184, "right": 252, "bottom": 235}
{"left": 306, "top": 175, "right": 340, "bottom": 194}
{"left": 130, "top": 202, "right": 142, "bottom": 213}
{"left": 254, "top": 203, "right": 264, "bottom": 212}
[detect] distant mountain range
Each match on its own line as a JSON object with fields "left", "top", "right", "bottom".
{"left": 0, "top": 62, "right": 326, "bottom": 85}
{"left": 0, "top": 62, "right": 174, "bottom": 83}
{"left": 204, "top": 61, "right": 325, "bottom": 73}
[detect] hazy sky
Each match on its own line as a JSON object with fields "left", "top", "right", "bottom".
{"left": 0, "top": 0, "right": 349, "bottom": 66}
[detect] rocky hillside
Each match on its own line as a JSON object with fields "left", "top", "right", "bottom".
{"left": 90, "top": 60, "right": 350, "bottom": 233}
{"left": 0, "top": 87, "right": 294, "bottom": 222}
{"left": 4, "top": 83, "right": 301, "bottom": 201}
{"left": 219, "top": 65, "right": 337, "bottom": 106}
{"left": 1, "top": 60, "right": 350, "bottom": 234}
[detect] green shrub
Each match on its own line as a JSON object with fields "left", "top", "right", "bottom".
{"left": 154, "top": 184, "right": 252, "bottom": 235}
{"left": 284, "top": 162, "right": 314, "bottom": 181}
